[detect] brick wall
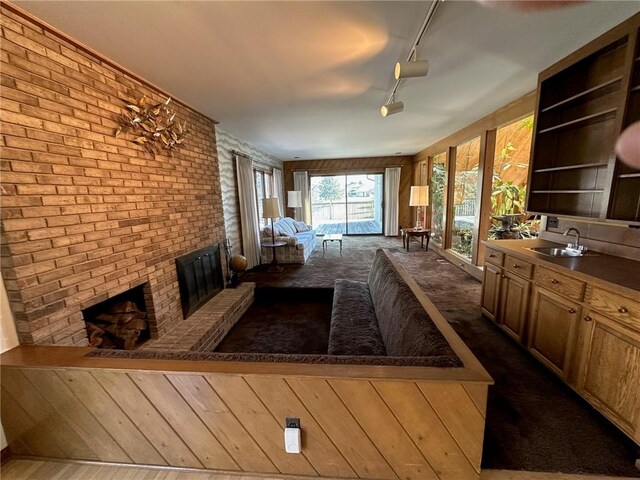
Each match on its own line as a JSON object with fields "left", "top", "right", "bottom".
{"left": 0, "top": 5, "right": 225, "bottom": 346}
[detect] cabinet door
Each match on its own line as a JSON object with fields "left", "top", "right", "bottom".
{"left": 528, "top": 287, "right": 581, "bottom": 379}
{"left": 481, "top": 264, "right": 502, "bottom": 322}
{"left": 499, "top": 272, "right": 530, "bottom": 343}
{"left": 577, "top": 311, "right": 640, "bottom": 441}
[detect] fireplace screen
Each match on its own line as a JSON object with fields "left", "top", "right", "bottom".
{"left": 176, "top": 244, "right": 225, "bottom": 319}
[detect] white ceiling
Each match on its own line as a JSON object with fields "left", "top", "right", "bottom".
{"left": 15, "top": 1, "right": 640, "bottom": 160}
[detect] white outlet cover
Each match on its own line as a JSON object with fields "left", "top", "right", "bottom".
{"left": 284, "top": 427, "right": 301, "bottom": 454}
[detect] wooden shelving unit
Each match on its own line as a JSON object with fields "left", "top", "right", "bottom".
{"left": 527, "top": 15, "right": 640, "bottom": 224}
{"left": 609, "top": 29, "right": 640, "bottom": 222}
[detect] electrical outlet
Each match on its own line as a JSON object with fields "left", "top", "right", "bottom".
{"left": 547, "top": 216, "right": 559, "bottom": 228}
{"left": 285, "top": 417, "right": 300, "bottom": 429}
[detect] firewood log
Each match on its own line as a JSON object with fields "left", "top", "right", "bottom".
{"left": 86, "top": 322, "right": 104, "bottom": 347}
{"left": 111, "top": 300, "right": 138, "bottom": 314}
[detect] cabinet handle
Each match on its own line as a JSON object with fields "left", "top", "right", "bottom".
{"left": 489, "top": 253, "right": 496, "bottom": 258}
{"left": 568, "top": 308, "right": 576, "bottom": 314}
{"left": 583, "top": 315, "right": 592, "bottom": 322}
{"left": 513, "top": 264, "right": 520, "bottom": 268}
{"left": 618, "top": 307, "right": 628, "bottom": 314}
{"left": 502, "top": 275, "right": 507, "bottom": 279}
{"left": 495, "top": 271, "right": 500, "bottom": 275}
{"left": 551, "top": 279, "right": 559, "bottom": 284}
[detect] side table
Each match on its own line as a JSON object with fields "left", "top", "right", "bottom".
{"left": 401, "top": 228, "right": 431, "bottom": 252}
{"left": 262, "top": 241, "right": 287, "bottom": 272}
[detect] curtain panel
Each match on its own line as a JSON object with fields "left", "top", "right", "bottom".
{"left": 293, "top": 171, "right": 311, "bottom": 224}
{"left": 272, "top": 168, "right": 284, "bottom": 218}
{"left": 384, "top": 166, "right": 401, "bottom": 236}
{"left": 235, "top": 154, "right": 261, "bottom": 268}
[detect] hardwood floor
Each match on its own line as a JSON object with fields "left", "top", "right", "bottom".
{"left": 2, "top": 459, "right": 637, "bottom": 480}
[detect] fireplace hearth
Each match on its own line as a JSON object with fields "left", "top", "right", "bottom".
{"left": 82, "top": 284, "right": 150, "bottom": 350}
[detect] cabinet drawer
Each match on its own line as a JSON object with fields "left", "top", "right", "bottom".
{"left": 504, "top": 255, "right": 534, "bottom": 279}
{"left": 485, "top": 248, "right": 504, "bottom": 266}
{"left": 535, "top": 266, "right": 586, "bottom": 302}
{"left": 589, "top": 287, "right": 640, "bottom": 332}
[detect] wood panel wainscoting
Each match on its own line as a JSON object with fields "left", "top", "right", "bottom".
{"left": 1, "top": 255, "right": 493, "bottom": 480}
{"left": 1, "top": 348, "right": 490, "bottom": 480}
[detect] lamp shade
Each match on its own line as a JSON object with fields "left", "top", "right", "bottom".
{"left": 409, "top": 185, "right": 429, "bottom": 206}
{"left": 262, "top": 197, "right": 282, "bottom": 219}
{"left": 287, "top": 191, "right": 302, "bottom": 208}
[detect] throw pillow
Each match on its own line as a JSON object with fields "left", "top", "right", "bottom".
{"left": 295, "top": 221, "right": 310, "bottom": 232}
{"left": 278, "top": 219, "right": 297, "bottom": 236}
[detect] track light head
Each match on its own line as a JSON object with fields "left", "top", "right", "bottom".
{"left": 380, "top": 101, "right": 404, "bottom": 117}
{"left": 395, "top": 59, "right": 429, "bottom": 80}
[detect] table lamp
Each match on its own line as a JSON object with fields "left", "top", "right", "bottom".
{"left": 287, "top": 191, "right": 302, "bottom": 220}
{"left": 262, "top": 197, "right": 282, "bottom": 245}
{"left": 409, "top": 185, "right": 429, "bottom": 230}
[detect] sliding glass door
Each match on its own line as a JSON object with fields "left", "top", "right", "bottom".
{"left": 310, "top": 174, "right": 383, "bottom": 235}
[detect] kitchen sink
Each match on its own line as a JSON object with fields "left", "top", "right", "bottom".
{"left": 527, "top": 247, "right": 598, "bottom": 257}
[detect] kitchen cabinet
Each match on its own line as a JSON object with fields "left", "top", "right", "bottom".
{"left": 576, "top": 296, "right": 640, "bottom": 440}
{"left": 481, "top": 263, "right": 501, "bottom": 322}
{"left": 527, "top": 287, "right": 581, "bottom": 380}
{"left": 499, "top": 272, "right": 530, "bottom": 343}
{"left": 480, "top": 240, "right": 640, "bottom": 444}
{"left": 527, "top": 14, "right": 640, "bottom": 224}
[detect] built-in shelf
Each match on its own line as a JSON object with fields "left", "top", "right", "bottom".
{"left": 533, "top": 162, "right": 609, "bottom": 174}
{"left": 618, "top": 173, "right": 640, "bottom": 179}
{"left": 538, "top": 108, "right": 617, "bottom": 134}
{"left": 531, "top": 190, "right": 604, "bottom": 194}
{"left": 540, "top": 76, "right": 623, "bottom": 113}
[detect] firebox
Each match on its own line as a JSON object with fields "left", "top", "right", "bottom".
{"left": 82, "top": 284, "right": 150, "bottom": 349}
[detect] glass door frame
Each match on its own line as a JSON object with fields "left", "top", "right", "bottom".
{"left": 309, "top": 171, "right": 385, "bottom": 235}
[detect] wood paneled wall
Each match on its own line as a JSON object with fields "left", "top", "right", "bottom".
{"left": 282, "top": 156, "right": 414, "bottom": 231}
{"left": 1, "top": 363, "right": 487, "bottom": 480}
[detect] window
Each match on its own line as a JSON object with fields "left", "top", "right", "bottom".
{"left": 489, "top": 115, "right": 538, "bottom": 239}
{"left": 451, "top": 137, "right": 481, "bottom": 259}
{"left": 430, "top": 152, "right": 447, "bottom": 246}
{"left": 254, "top": 169, "right": 273, "bottom": 227}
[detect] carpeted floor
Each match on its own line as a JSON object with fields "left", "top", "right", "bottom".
{"left": 241, "top": 235, "right": 640, "bottom": 477}
{"left": 215, "top": 288, "right": 332, "bottom": 354}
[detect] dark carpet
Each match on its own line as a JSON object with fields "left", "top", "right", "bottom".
{"left": 215, "top": 288, "right": 332, "bottom": 354}
{"left": 242, "top": 235, "right": 640, "bottom": 477}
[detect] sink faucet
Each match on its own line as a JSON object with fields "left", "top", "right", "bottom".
{"left": 563, "top": 227, "right": 586, "bottom": 253}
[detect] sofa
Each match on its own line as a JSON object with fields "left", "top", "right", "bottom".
{"left": 328, "top": 249, "right": 461, "bottom": 366}
{"left": 260, "top": 217, "right": 317, "bottom": 264}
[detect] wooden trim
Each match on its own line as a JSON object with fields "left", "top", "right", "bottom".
{"left": 471, "top": 133, "right": 489, "bottom": 266}
{"left": 413, "top": 92, "right": 536, "bottom": 164}
{"left": 0, "top": 1, "right": 218, "bottom": 124}
{"left": 444, "top": 146, "right": 456, "bottom": 250}
{"left": 477, "top": 129, "right": 497, "bottom": 267}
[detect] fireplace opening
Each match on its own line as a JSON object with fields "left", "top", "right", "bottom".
{"left": 82, "top": 284, "right": 150, "bottom": 350}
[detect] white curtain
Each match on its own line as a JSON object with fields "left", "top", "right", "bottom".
{"left": 293, "top": 171, "right": 311, "bottom": 224}
{"left": 272, "top": 167, "right": 284, "bottom": 218}
{"left": 235, "top": 154, "right": 261, "bottom": 268}
{"left": 384, "top": 166, "right": 401, "bottom": 236}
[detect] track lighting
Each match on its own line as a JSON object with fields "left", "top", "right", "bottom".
{"left": 380, "top": 0, "right": 439, "bottom": 118}
{"left": 395, "top": 59, "right": 429, "bottom": 80}
{"left": 380, "top": 100, "right": 404, "bottom": 117}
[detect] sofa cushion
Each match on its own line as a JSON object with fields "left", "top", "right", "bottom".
{"left": 329, "top": 280, "right": 386, "bottom": 356}
{"left": 295, "top": 221, "right": 310, "bottom": 232}
{"left": 277, "top": 218, "right": 297, "bottom": 236}
{"left": 368, "top": 249, "right": 458, "bottom": 358}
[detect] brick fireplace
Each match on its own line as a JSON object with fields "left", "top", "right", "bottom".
{"left": 0, "top": 5, "right": 226, "bottom": 346}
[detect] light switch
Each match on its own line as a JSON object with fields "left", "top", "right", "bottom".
{"left": 284, "top": 427, "right": 301, "bottom": 453}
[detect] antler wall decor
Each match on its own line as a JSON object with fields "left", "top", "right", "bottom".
{"left": 115, "top": 95, "right": 187, "bottom": 154}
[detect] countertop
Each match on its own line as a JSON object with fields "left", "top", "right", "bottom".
{"left": 484, "top": 239, "right": 640, "bottom": 295}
